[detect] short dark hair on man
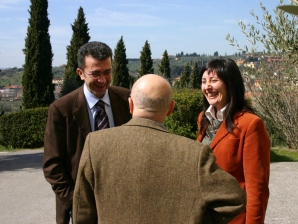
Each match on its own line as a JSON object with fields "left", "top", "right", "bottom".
{"left": 77, "top": 41, "right": 113, "bottom": 69}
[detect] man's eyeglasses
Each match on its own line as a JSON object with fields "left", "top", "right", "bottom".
{"left": 80, "top": 69, "right": 112, "bottom": 79}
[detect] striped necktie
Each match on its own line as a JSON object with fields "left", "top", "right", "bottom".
{"left": 95, "top": 100, "right": 110, "bottom": 130}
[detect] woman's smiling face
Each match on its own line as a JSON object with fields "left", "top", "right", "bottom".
{"left": 201, "top": 70, "right": 228, "bottom": 111}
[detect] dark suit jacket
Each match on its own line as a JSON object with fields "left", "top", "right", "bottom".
{"left": 73, "top": 117, "right": 246, "bottom": 224}
{"left": 197, "top": 111, "right": 270, "bottom": 224}
{"left": 43, "top": 85, "right": 131, "bottom": 223}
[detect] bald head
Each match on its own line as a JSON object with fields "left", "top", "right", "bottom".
{"left": 130, "top": 74, "right": 174, "bottom": 123}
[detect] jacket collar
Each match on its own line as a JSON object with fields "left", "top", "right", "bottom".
{"left": 124, "top": 117, "right": 169, "bottom": 133}
{"left": 209, "top": 111, "right": 244, "bottom": 149}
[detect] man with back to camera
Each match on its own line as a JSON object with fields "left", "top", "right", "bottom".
{"left": 72, "top": 74, "right": 246, "bottom": 224}
{"left": 43, "top": 41, "right": 132, "bottom": 224}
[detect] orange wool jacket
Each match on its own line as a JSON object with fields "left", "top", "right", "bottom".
{"left": 197, "top": 111, "right": 270, "bottom": 224}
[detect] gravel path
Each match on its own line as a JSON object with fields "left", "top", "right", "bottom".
{"left": 0, "top": 149, "right": 297, "bottom": 224}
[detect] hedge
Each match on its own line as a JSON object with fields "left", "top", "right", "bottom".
{"left": 165, "top": 89, "right": 203, "bottom": 140}
{"left": 0, "top": 107, "right": 48, "bottom": 148}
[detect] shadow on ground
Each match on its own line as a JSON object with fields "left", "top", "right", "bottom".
{"left": 0, "top": 152, "right": 43, "bottom": 172}
{"left": 270, "top": 150, "right": 298, "bottom": 163}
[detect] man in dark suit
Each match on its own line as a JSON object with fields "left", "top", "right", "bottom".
{"left": 43, "top": 41, "right": 131, "bottom": 224}
{"left": 73, "top": 74, "right": 246, "bottom": 224}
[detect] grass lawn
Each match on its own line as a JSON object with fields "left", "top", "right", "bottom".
{"left": 270, "top": 147, "right": 298, "bottom": 162}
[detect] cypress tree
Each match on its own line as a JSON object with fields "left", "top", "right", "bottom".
{"left": 22, "top": 0, "right": 54, "bottom": 109}
{"left": 61, "top": 6, "right": 90, "bottom": 96}
{"left": 190, "top": 61, "right": 200, "bottom": 89}
{"left": 158, "top": 50, "right": 171, "bottom": 83}
{"left": 179, "top": 62, "right": 191, "bottom": 88}
{"left": 138, "top": 40, "right": 154, "bottom": 77}
{"left": 112, "top": 36, "right": 130, "bottom": 88}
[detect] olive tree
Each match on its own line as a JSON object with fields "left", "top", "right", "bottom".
{"left": 226, "top": 0, "right": 298, "bottom": 148}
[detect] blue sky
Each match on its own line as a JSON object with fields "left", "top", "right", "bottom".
{"left": 0, "top": 0, "right": 282, "bottom": 68}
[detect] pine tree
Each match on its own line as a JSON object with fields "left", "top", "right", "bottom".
{"left": 179, "top": 62, "right": 191, "bottom": 88}
{"left": 138, "top": 40, "right": 154, "bottom": 77}
{"left": 190, "top": 61, "right": 200, "bottom": 89}
{"left": 112, "top": 36, "right": 130, "bottom": 88}
{"left": 22, "top": 0, "right": 54, "bottom": 109}
{"left": 61, "top": 6, "right": 90, "bottom": 96}
{"left": 158, "top": 50, "right": 171, "bottom": 83}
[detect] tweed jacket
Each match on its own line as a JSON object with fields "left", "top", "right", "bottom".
{"left": 197, "top": 111, "right": 270, "bottom": 224}
{"left": 73, "top": 117, "right": 246, "bottom": 224}
{"left": 43, "top": 85, "right": 131, "bottom": 222}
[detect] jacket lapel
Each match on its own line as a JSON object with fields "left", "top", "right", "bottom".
{"left": 108, "top": 87, "right": 130, "bottom": 126}
{"left": 73, "top": 86, "right": 92, "bottom": 138}
{"left": 209, "top": 112, "right": 243, "bottom": 149}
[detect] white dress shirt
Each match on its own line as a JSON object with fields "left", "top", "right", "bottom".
{"left": 83, "top": 84, "right": 115, "bottom": 131}
{"left": 205, "top": 104, "right": 228, "bottom": 123}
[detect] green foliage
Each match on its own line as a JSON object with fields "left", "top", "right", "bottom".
{"left": 128, "top": 75, "right": 137, "bottom": 89}
{"left": 0, "top": 107, "right": 48, "bottom": 148}
{"left": 165, "top": 89, "right": 203, "bottom": 140}
{"left": 113, "top": 36, "right": 130, "bottom": 88}
{"left": 226, "top": 0, "right": 298, "bottom": 149}
{"left": 62, "top": 6, "right": 90, "bottom": 95}
{"left": 52, "top": 66, "right": 65, "bottom": 78}
{"left": 138, "top": 40, "right": 154, "bottom": 77}
{"left": 179, "top": 62, "right": 191, "bottom": 88}
{"left": 22, "top": 0, "right": 55, "bottom": 109}
{"left": 158, "top": 50, "right": 171, "bottom": 82}
{"left": 0, "top": 67, "right": 64, "bottom": 87}
{"left": 259, "top": 113, "right": 287, "bottom": 147}
{"left": 60, "top": 77, "right": 80, "bottom": 97}
{"left": 0, "top": 68, "right": 22, "bottom": 86}
{"left": 0, "top": 101, "right": 22, "bottom": 114}
{"left": 190, "top": 60, "right": 200, "bottom": 89}
{"left": 270, "top": 148, "right": 298, "bottom": 162}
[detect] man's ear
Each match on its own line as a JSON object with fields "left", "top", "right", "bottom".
{"left": 166, "top": 100, "right": 175, "bottom": 116}
{"left": 128, "top": 97, "right": 134, "bottom": 115}
{"left": 76, "top": 68, "right": 85, "bottom": 81}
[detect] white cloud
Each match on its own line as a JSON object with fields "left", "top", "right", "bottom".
{"left": 89, "top": 8, "right": 171, "bottom": 27}
{"left": 224, "top": 19, "right": 238, "bottom": 24}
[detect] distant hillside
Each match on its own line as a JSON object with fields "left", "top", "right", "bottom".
{"left": 0, "top": 66, "right": 65, "bottom": 87}
{"left": 0, "top": 54, "right": 242, "bottom": 87}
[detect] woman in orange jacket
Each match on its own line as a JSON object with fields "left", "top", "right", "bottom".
{"left": 196, "top": 58, "right": 270, "bottom": 224}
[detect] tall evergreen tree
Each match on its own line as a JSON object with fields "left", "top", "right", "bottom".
{"left": 158, "top": 50, "right": 171, "bottom": 83}
{"left": 190, "top": 61, "right": 200, "bottom": 89}
{"left": 22, "top": 0, "right": 54, "bottom": 109}
{"left": 61, "top": 6, "right": 90, "bottom": 96}
{"left": 112, "top": 36, "right": 130, "bottom": 88}
{"left": 138, "top": 40, "right": 154, "bottom": 77}
{"left": 179, "top": 62, "right": 191, "bottom": 88}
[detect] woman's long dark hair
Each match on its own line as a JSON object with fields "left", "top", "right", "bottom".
{"left": 199, "top": 58, "right": 255, "bottom": 133}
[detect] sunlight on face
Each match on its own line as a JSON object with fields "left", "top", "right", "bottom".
{"left": 201, "top": 71, "right": 228, "bottom": 110}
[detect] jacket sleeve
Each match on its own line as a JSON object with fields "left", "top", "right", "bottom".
{"left": 43, "top": 103, "right": 74, "bottom": 209}
{"left": 243, "top": 117, "right": 270, "bottom": 223}
{"left": 198, "top": 145, "right": 247, "bottom": 223}
{"left": 73, "top": 134, "right": 97, "bottom": 224}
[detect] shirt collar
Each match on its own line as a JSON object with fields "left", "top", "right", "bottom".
{"left": 83, "top": 84, "right": 110, "bottom": 110}
{"left": 205, "top": 104, "right": 228, "bottom": 122}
